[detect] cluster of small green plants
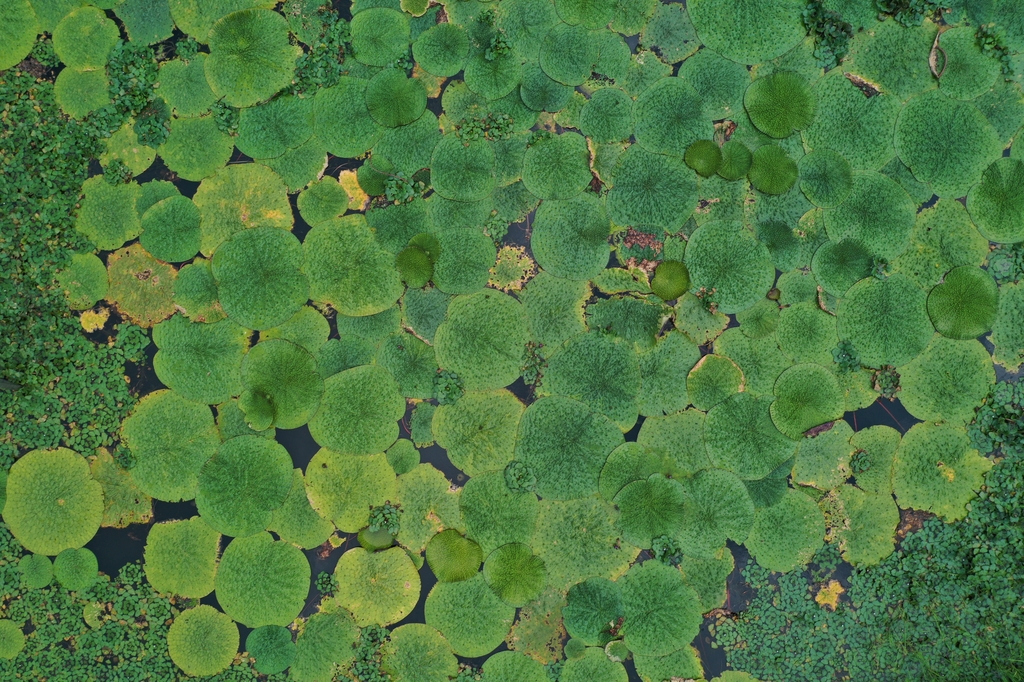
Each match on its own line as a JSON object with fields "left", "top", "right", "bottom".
{"left": 1, "top": 0, "right": 1023, "bottom": 679}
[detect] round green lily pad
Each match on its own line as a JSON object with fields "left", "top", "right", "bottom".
{"left": 534, "top": 496, "right": 638, "bottom": 590}
{"left": 515, "top": 396, "right": 624, "bottom": 500}
{"left": 196, "top": 435, "right": 293, "bottom": 537}
{"left": 823, "top": 171, "right": 916, "bottom": 262}
{"left": 167, "top": 606, "right": 238, "bottom": 678}
{"left": 380, "top": 623, "right": 458, "bottom": 682}
{"left": 0, "top": 0, "right": 37, "bottom": 71}
{"left": 120, "top": 389, "right": 220, "bottom": 502}
{"left": 465, "top": 50, "right": 523, "bottom": 100}
{"left": 748, "top": 144, "right": 798, "bottom": 195}
{"left": 350, "top": 7, "right": 409, "bottom": 66}
{"left": 59, "top": 252, "right": 108, "bottom": 310}
{"left": 157, "top": 55, "right": 218, "bottom": 117}
{"left": 236, "top": 94, "right": 314, "bottom": 160}
{"left": 744, "top": 70, "right": 817, "bottom": 139}
{"left": 532, "top": 193, "right": 611, "bottom": 280}
{"left": 705, "top": 393, "right": 797, "bottom": 480}
{"left": 677, "top": 468, "right": 755, "bottom": 557}
{"left": 539, "top": 23, "right": 598, "bottom": 86}
{"left": 314, "top": 77, "right": 385, "bottom": 158}
{"left": 426, "top": 529, "right": 483, "bottom": 583}
{"left": 613, "top": 473, "right": 686, "bottom": 549}
{"left": 688, "top": 0, "right": 805, "bottom": 65}
{"left": 811, "top": 239, "right": 874, "bottom": 298}
{"left": 894, "top": 89, "right": 1001, "bottom": 199}
{"left": 580, "top": 87, "right": 634, "bottom": 143}
{"left": 430, "top": 135, "right": 496, "bottom": 202}
{"left": 770, "top": 363, "right": 845, "bottom": 440}
{"left": 563, "top": 576, "right": 623, "bottom": 646}
{"left": 684, "top": 139, "right": 722, "bottom": 178}
{"left": 205, "top": 9, "right": 300, "bottom": 108}
{"left": 52, "top": 547, "right": 98, "bottom": 591}
{"left": 425, "top": 572, "right": 515, "bottom": 657}
{"left": 791, "top": 420, "right": 856, "bottom": 491}
{"left": 608, "top": 145, "right": 698, "bottom": 233}
{"left": 212, "top": 226, "right": 308, "bottom": 331}
{"left": 19, "top": 553, "right": 52, "bottom": 589}
{"left": 308, "top": 364, "right": 404, "bottom": 455}
{"left": 158, "top": 115, "right": 234, "bottom": 182}
{"left": 434, "top": 290, "right": 530, "bottom": 391}
{"left": 459, "top": 470, "right": 539, "bottom": 556}
{"left": 633, "top": 76, "right": 710, "bottom": 157}
{"left": 366, "top": 68, "right": 427, "bottom": 128}
{"left": 893, "top": 422, "right": 993, "bottom": 522}
{"left": 803, "top": 69, "right": 901, "bottom": 171}
{"left": 0, "top": 620, "right": 25, "bottom": 660}
{"left": 297, "top": 177, "right": 349, "bottom": 227}
{"left": 304, "top": 215, "right": 403, "bottom": 317}
{"left": 152, "top": 314, "right": 249, "bottom": 404}
{"left": 799, "top": 149, "right": 853, "bottom": 208}
{"left": 54, "top": 67, "right": 110, "bottom": 120}
{"left": 53, "top": 6, "right": 118, "bottom": 68}
{"left": 240, "top": 339, "right": 323, "bottom": 430}
{"left": 75, "top": 176, "right": 141, "bottom": 252}
{"left": 561, "top": 647, "right": 628, "bottom": 682}
{"left": 541, "top": 331, "right": 641, "bottom": 430}
{"left": 413, "top": 22, "right": 469, "bottom": 77}
{"left": 745, "top": 488, "right": 824, "bottom": 572}
{"left": 927, "top": 265, "right": 999, "bottom": 340}
{"left": 290, "top": 610, "right": 359, "bottom": 682}
{"left": 144, "top": 516, "right": 220, "bottom": 598}
{"left": 305, "top": 449, "right": 397, "bottom": 531}
{"left": 433, "top": 389, "right": 524, "bottom": 476}
{"left": 900, "top": 336, "right": 994, "bottom": 427}
{"left": 620, "top": 560, "right": 702, "bottom": 657}
{"left": 334, "top": 547, "right": 420, "bottom": 626}
{"left": 966, "top": 157, "right": 1024, "bottom": 244}
{"left": 687, "top": 354, "right": 743, "bottom": 411}
{"left": 837, "top": 273, "right": 933, "bottom": 368}
{"left": 104, "top": 244, "right": 176, "bottom": 328}
{"left": 482, "top": 650, "right": 549, "bottom": 682}
{"left": 246, "top": 625, "right": 295, "bottom": 676}
{"left": 938, "top": 25, "right": 1000, "bottom": 101}
{"left": 483, "top": 543, "right": 546, "bottom": 607}
{"left": 776, "top": 301, "right": 838, "bottom": 365}
{"left": 523, "top": 132, "right": 592, "bottom": 201}
{"left": 140, "top": 195, "right": 202, "bottom": 263}
{"left": 216, "top": 532, "right": 310, "bottom": 628}
{"left": 193, "top": 163, "right": 293, "bottom": 257}
{"left": 685, "top": 220, "right": 776, "bottom": 314}
{"left": 650, "top": 260, "right": 690, "bottom": 302}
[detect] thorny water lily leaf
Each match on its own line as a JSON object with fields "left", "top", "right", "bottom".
{"left": 893, "top": 422, "right": 992, "bottom": 522}
{"left": 204, "top": 9, "right": 300, "bottom": 108}
{"left": 144, "top": 517, "right": 220, "bottom": 598}
{"left": 215, "top": 531, "right": 310, "bottom": 627}
{"left": 745, "top": 488, "right": 825, "bottom": 573}
{"left": 120, "top": 389, "right": 220, "bottom": 502}
{"left": 195, "top": 435, "right": 293, "bottom": 537}
{"left": 193, "top": 163, "right": 293, "bottom": 257}
{"left": 3, "top": 448, "right": 103, "bottom": 556}
{"left": 152, "top": 314, "right": 249, "bottom": 404}
{"left": 335, "top": 547, "right": 420, "bottom": 626}
{"left": 425, "top": 572, "right": 515, "bottom": 657}
{"left": 105, "top": 245, "right": 177, "bottom": 328}
{"left": 167, "top": 605, "right": 238, "bottom": 678}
